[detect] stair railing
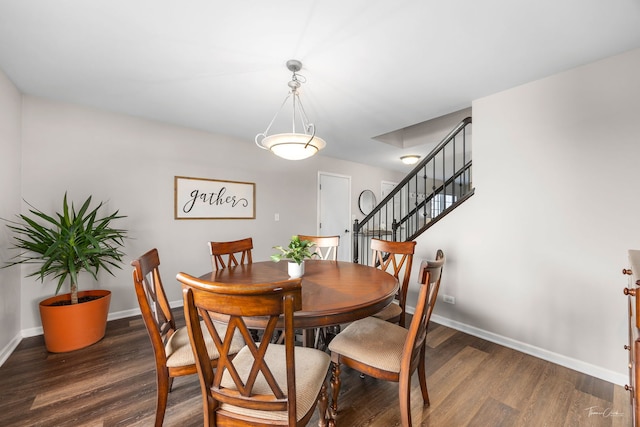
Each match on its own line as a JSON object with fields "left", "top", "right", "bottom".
{"left": 353, "top": 117, "right": 473, "bottom": 264}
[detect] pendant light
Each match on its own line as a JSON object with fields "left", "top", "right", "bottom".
{"left": 255, "top": 60, "right": 326, "bottom": 160}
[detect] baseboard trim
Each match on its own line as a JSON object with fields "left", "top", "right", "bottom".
{"left": 20, "top": 308, "right": 147, "bottom": 339}
{"left": 1, "top": 300, "right": 187, "bottom": 367}
{"left": 4, "top": 301, "right": 628, "bottom": 386}
{"left": 18, "top": 299, "right": 186, "bottom": 340}
{"left": 0, "top": 333, "right": 22, "bottom": 367}
{"left": 429, "top": 313, "right": 627, "bottom": 387}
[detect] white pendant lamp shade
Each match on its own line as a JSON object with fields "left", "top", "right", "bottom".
{"left": 255, "top": 60, "right": 326, "bottom": 160}
{"left": 260, "top": 132, "right": 327, "bottom": 161}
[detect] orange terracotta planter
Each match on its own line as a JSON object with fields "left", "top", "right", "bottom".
{"left": 38, "top": 289, "right": 111, "bottom": 353}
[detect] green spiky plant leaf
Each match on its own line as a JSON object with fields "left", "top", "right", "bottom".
{"left": 271, "top": 235, "right": 317, "bottom": 265}
{"left": 3, "top": 193, "right": 128, "bottom": 304}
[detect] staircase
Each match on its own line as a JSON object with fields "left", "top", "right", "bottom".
{"left": 353, "top": 117, "right": 473, "bottom": 264}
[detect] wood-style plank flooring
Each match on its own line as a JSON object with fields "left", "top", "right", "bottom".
{"left": 0, "top": 309, "right": 632, "bottom": 426}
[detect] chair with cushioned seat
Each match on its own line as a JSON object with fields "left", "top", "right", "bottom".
{"left": 208, "top": 237, "right": 253, "bottom": 270}
{"left": 208, "top": 237, "right": 261, "bottom": 342}
{"left": 131, "top": 248, "right": 245, "bottom": 427}
{"left": 328, "top": 250, "right": 445, "bottom": 427}
{"left": 297, "top": 235, "right": 340, "bottom": 261}
{"left": 370, "top": 238, "right": 417, "bottom": 327}
{"left": 296, "top": 235, "right": 340, "bottom": 348}
{"left": 178, "top": 272, "right": 332, "bottom": 427}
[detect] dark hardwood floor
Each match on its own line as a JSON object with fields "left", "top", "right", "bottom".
{"left": 0, "top": 309, "right": 632, "bottom": 426}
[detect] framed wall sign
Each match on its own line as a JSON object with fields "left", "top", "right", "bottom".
{"left": 174, "top": 176, "right": 256, "bottom": 220}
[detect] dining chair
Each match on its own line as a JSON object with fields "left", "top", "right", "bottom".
{"left": 328, "top": 250, "right": 445, "bottom": 427}
{"left": 131, "top": 248, "right": 245, "bottom": 427}
{"left": 208, "top": 237, "right": 262, "bottom": 342}
{"left": 296, "top": 235, "right": 340, "bottom": 348}
{"left": 297, "top": 235, "right": 340, "bottom": 261}
{"left": 370, "top": 238, "right": 417, "bottom": 327}
{"left": 208, "top": 237, "right": 253, "bottom": 270}
{"left": 177, "top": 272, "right": 333, "bottom": 427}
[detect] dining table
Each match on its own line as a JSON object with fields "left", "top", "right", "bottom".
{"left": 198, "top": 259, "right": 399, "bottom": 346}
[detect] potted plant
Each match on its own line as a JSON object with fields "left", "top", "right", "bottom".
{"left": 3, "top": 193, "right": 128, "bottom": 352}
{"left": 271, "top": 235, "right": 316, "bottom": 278}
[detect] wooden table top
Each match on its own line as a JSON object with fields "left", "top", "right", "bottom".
{"left": 198, "top": 259, "right": 398, "bottom": 329}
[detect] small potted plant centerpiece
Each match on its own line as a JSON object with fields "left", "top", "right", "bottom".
{"left": 3, "top": 193, "right": 128, "bottom": 353}
{"left": 271, "top": 235, "right": 316, "bottom": 278}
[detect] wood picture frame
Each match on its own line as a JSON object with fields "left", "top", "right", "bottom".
{"left": 174, "top": 176, "right": 255, "bottom": 220}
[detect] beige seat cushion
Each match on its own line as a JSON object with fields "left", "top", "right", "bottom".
{"left": 219, "top": 344, "right": 330, "bottom": 422}
{"left": 372, "top": 301, "right": 402, "bottom": 321}
{"left": 328, "top": 316, "right": 407, "bottom": 373}
{"left": 165, "top": 320, "right": 245, "bottom": 368}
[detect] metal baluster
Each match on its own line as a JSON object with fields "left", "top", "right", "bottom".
{"left": 353, "top": 219, "right": 359, "bottom": 263}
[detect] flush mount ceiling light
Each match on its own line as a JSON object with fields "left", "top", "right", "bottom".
{"left": 255, "top": 59, "right": 326, "bottom": 161}
{"left": 400, "top": 155, "right": 421, "bottom": 165}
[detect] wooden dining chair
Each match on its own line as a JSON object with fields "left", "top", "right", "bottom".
{"left": 328, "top": 250, "right": 445, "bottom": 427}
{"left": 208, "top": 237, "right": 253, "bottom": 270}
{"left": 131, "top": 248, "right": 245, "bottom": 427}
{"left": 208, "top": 237, "right": 262, "bottom": 342}
{"left": 370, "top": 238, "right": 417, "bottom": 327}
{"left": 177, "top": 272, "right": 332, "bottom": 427}
{"left": 297, "top": 235, "right": 340, "bottom": 261}
{"left": 296, "top": 235, "right": 340, "bottom": 348}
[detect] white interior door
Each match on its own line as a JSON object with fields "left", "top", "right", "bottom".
{"left": 319, "top": 172, "right": 351, "bottom": 262}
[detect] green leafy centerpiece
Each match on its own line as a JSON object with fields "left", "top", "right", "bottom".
{"left": 271, "top": 235, "right": 316, "bottom": 278}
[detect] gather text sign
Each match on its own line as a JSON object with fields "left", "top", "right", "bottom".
{"left": 174, "top": 176, "right": 255, "bottom": 220}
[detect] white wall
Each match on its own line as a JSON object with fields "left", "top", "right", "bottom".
{"left": 411, "top": 48, "right": 640, "bottom": 385}
{"left": 17, "top": 96, "right": 403, "bottom": 332}
{"left": 4, "top": 49, "right": 639, "bottom": 387}
{"left": 0, "top": 69, "right": 22, "bottom": 362}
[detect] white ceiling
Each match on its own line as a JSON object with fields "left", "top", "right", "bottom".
{"left": 1, "top": 1, "right": 639, "bottom": 171}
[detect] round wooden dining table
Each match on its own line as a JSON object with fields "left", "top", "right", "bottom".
{"left": 198, "top": 259, "right": 398, "bottom": 332}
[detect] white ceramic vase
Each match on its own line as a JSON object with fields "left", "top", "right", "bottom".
{"left": 288, "top": 261, "right": 305, "bottom": 278}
